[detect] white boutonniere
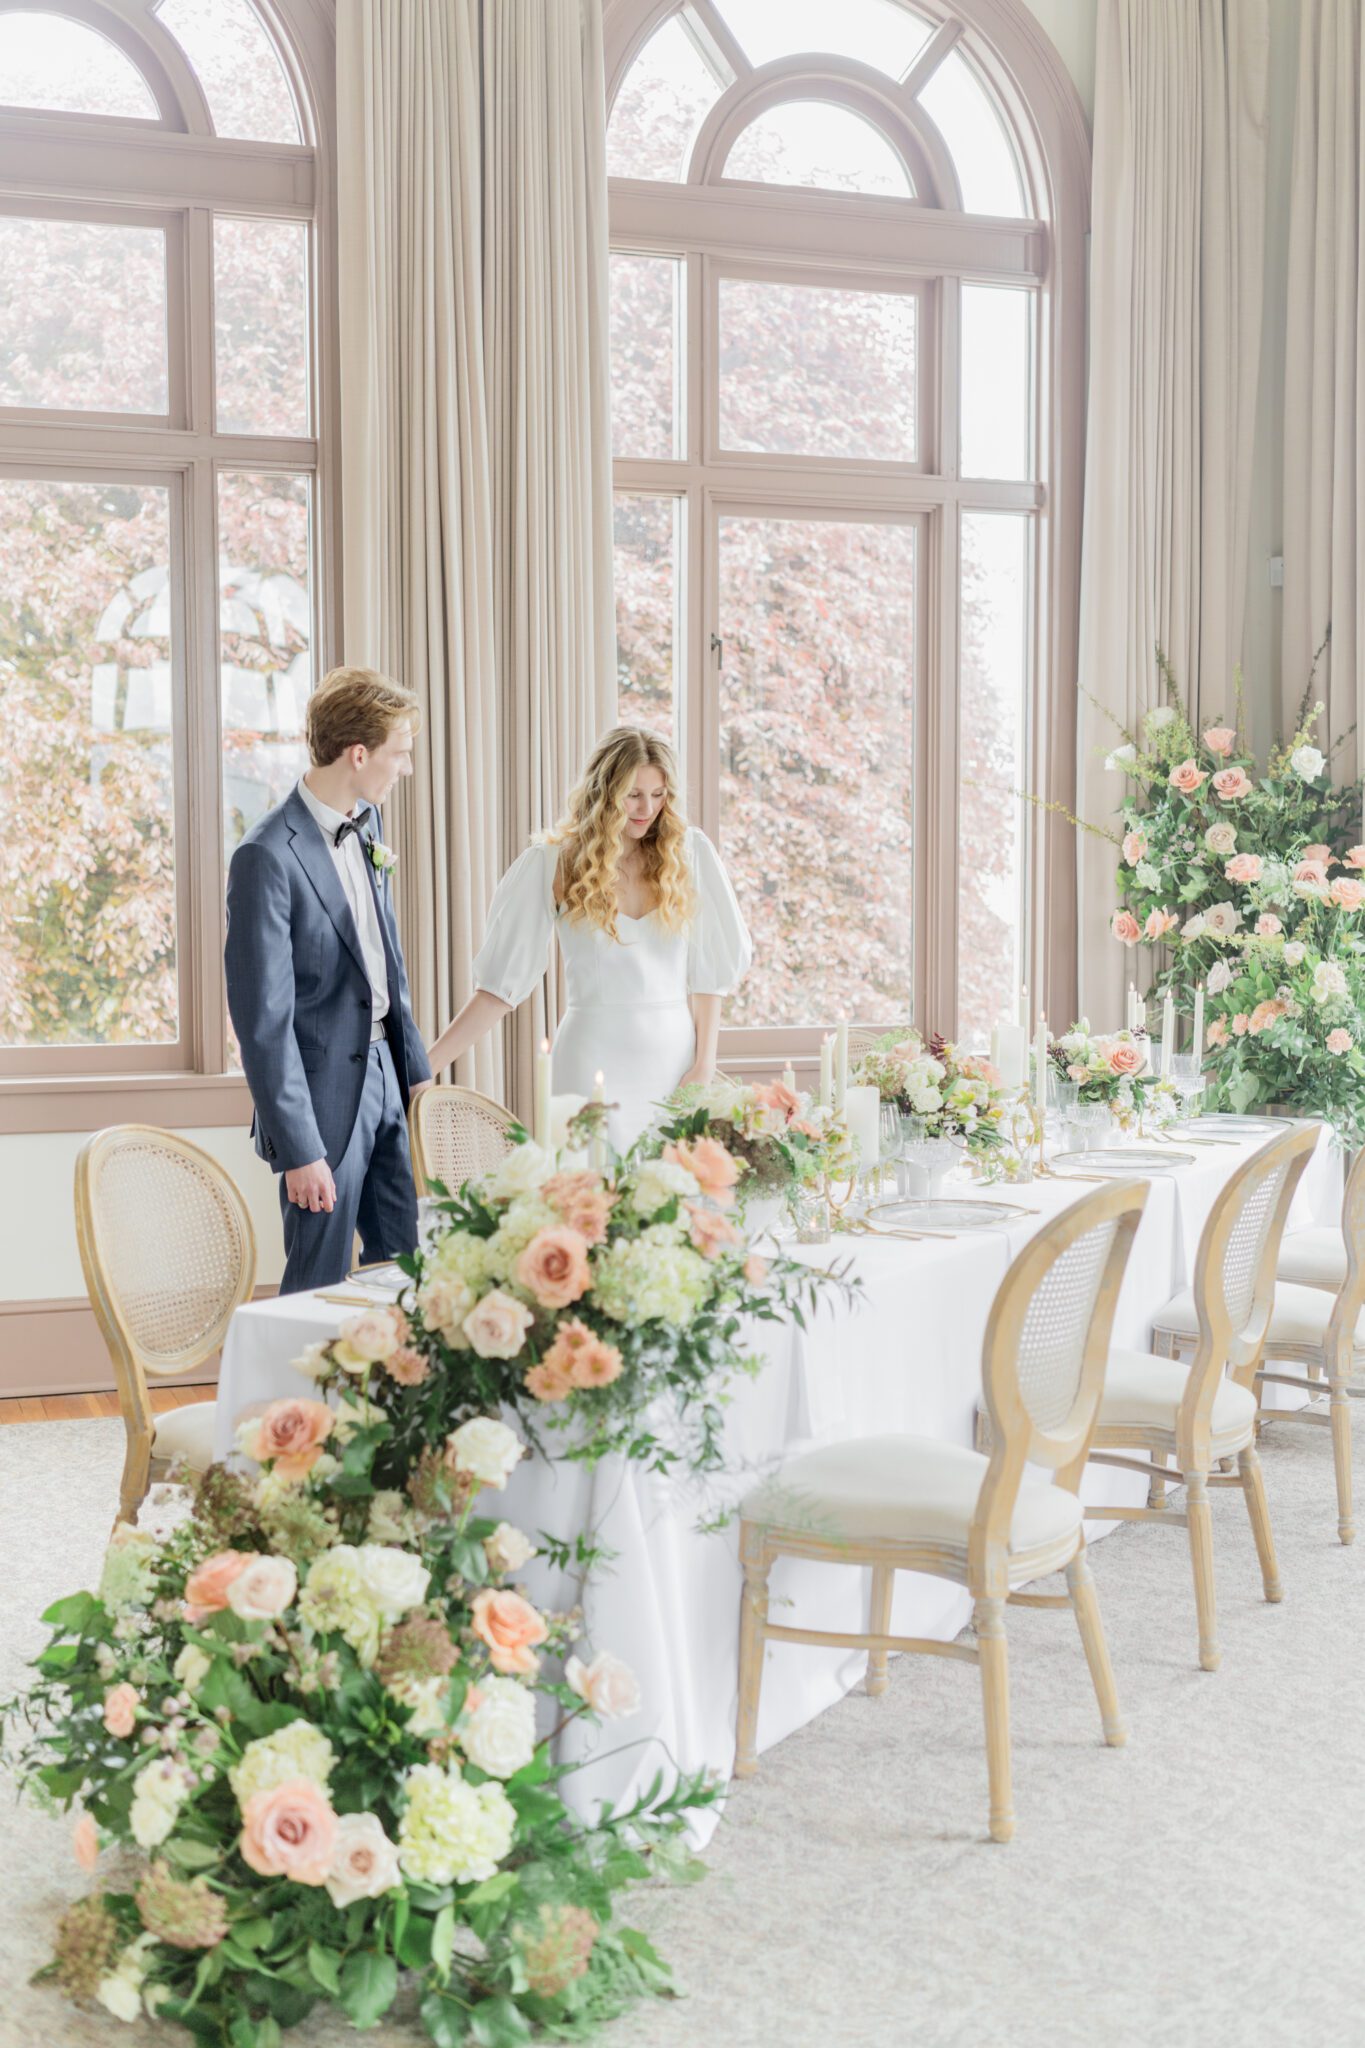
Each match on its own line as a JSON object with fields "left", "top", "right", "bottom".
{"left": 368, "top": 839, "right": 398, "bottom": 875}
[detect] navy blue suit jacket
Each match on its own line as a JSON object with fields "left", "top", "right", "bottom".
{"left": 224, "top": 788, "right": 431, "bottom": 1172}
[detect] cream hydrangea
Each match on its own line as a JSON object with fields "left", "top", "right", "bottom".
{"left": 229, "top": 1718, "right": 335, "bottom": 1809}
{"left": 484, "top": 1196, "right": 563, "bottom": 1284}
{"left": 593, "top": 1227, "right": 711, "bottom": 1328}
{"left": 426, "top": 1228, "right": 492, "bottom": 1294}
{"left": 129, "top": 1758, "right": 194, "bottom": 1849}
{"left": 299, "top": 1547, "right": 385, "bottom": 1664}
{"left": 630, "top": 1158, "right": 700, "bottom": 1219}
{"left": 397, "top": 1762, "right": 516, "bottom": 1885}
{"left": 98, "top": 1524, "right": 159, "bottom": 1613}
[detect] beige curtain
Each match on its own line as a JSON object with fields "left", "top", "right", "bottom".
{"left": 1281, "top": 0, "right": 1365, "bottom": 781}
{"left": 336, "top": 0, "right": 503, "bottom": 1099}
{"left": 482, "top": 0, "right": 616, "bottom": 1120}
{"left": 1076, "top": 0, "right": 1269, "bottom": 1024}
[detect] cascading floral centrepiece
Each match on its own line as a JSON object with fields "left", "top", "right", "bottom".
{"left": 4, "top": 1116, "right": 850, "bottom": 2046}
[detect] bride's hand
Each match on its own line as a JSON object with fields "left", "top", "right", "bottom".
{"left": 678, "top": 1062, "right": 714, "bottom": 1088}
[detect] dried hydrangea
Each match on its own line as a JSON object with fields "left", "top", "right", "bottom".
{"left": 189, "top": 1464, "right": 259, "bottom": 1548}
{"left": 135, "top": 1861, "right": 229, "bottom": 1950}
{"left": 518, "top": 1902, "right": 599, "bottom": 1998}
{"left": 375, "top": 1617, "right": 458, "bottom": 1689}
{"left": 51, "top": 1894, "right": 121, "bottom": 2001}
{"left": 406, "top": 1444, "right": 474, "bottom": 1521}
{"left": 256, "top": 1489, "right": 340, "bottom": 1567}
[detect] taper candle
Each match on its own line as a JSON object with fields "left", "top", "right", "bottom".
{"left": 819, "top": 1033, "right": 834, "bottom": 1110}
{"left": 1192, "top": 983, "right": 1205, "bottom": 1062}
{"left": 1034, "top": 1015, "right": 1049, "bottom": 1119}
{"left": 834, "top": 1020, "right": 849, "bottom": 1115}
{"left": 1160, "top": 992, "right": 1175, "bottom": 1076}
{"left": 533, "top": 1038, "right": 552, "bottom": 1152}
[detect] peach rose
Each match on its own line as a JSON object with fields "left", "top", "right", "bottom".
{"left": 1144, "top": 908, "right": 1178, "bottom": 940}
{"left": 470, "top": 1588, "right": 549, "bottom": 1675}
{"left": 1255, "top": 913, "right": 1282, "bottom": 937}
{"left": 183, "top": 1550, "right": 251, "bottom": 1625}
{"left": 1107, "top": 1041, "right": 1145, "bottom": 1076}
{"left": 1327, "top": 1028, "right": 1354, "bottom": 1055}
{"left": 384, "top": 1345, "right": 430, "bottom": 1386}
{"left": 541, "top": 1172, "right": 616, "bottom": 1246}
{"left": 687, "top": 1205, "right": 742, "bottom": 1258}
{"left": 1301, "top": 844, "right": 1334, "bottom": 866}
{"left": 225, "top": 1554, "right": 298, "bottom": 1623}
{"left": 1232, "top": 1013, "right": 1250, "bottom": 1036}
{"left": 528, "top": 1317, "right": 623, "bottom": 1399}
{"left": 1206, "top": 1018, "right": 1229, "bottom": 1048}
{"left": 1294, "top": 859, "right": 1329, "bottom": 887}
{"left": 1225, "top": 853, "right": 1263, "bottom": 884}
{"left": 1168, "top": 760, "right": 1207, "bottom": 793}
{"left": 565, "top": 1650, "right": 641, "bottom": 1720}
{"left": 1247, "top": 999, "right": 1286, "bottom": 1036}
{"left": 1212, "top": 766, "right": 1252, "bottom": 801}
{"left": 743, "top": 1254, "right": 770, "bottom": 1285}
{"left": 239, "top": 1779, "right": 338, "bottom": 1886}
{"left": 1331, "top": 877, "right": 1365, "bottom": 911}
{"left": 102, "top": 1683, "right": 138, "bottom": 1739}
{"left": 1345, "top": 846, "right": 1365, "bottom": 871}
{"left": 1121, "top": 829, "right": 1147, "bottom": 866}
{"left": 1111, "top": 911, "right": 1141, "bottom": 945}
{"left": 463, "top": 1289, "right": 535, "bottom": 1360}
{"left": 515, "top": 1226, "right": 592, "bottom": 1311}
{"left": 241, "top": 1399, "right": 334, "bottom": 1479}
{"left": 73, "top": 1812, "right": 99, "bottom": 1872}
{"left": 1202, "top": 726, "right": 1237, "bottom": 755}
{"left": 663, "top": 1137, "right": 741, "bottom": 1208}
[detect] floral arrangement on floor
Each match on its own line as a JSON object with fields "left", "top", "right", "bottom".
{"left": 657, "top": 1079, "right": 848, "bottom": 1220}
{"left": 1049, "top": 1022, "right": 1156, "bottom": 1131}
{"left": 4, "top": 1400, "right": 719, "bottom": 2046}
{"left": 850, "top": 1031, "right": 1008, "bottom": 1160}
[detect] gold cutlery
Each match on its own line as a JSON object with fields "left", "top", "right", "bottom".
{"left": 315, "top": 1290, "right": 393, "bottom": 1307}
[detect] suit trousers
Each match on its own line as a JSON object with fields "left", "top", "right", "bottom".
{"left": 278, "top": 1038, "right": 418, "bottom": 1295}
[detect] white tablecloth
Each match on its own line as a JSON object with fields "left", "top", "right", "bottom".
{"left": 214, "top": 1130, "right": 1340, "bottom": 1841}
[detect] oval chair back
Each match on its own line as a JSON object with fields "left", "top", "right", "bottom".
{"left": 408, "top": 1084, "right": 517, "bottom": 1201}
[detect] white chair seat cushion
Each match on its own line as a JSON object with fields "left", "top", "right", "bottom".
{"left": 1152, "top": 1283, "right": 1362, "bottom": 1352}
{"left": 740, "top": 1434, "right": 1082, "bottom": 1577}
{"left": 152, "top": 1399, "right": 217, "bottom": 1470}
{"left": 1276, "top": 1227, "right": 1348, "bottom": 1293}
{"left": 1100, "top": 1348, "right": 1257, "bottom": 1450}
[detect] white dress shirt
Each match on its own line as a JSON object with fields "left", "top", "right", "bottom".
{"left": 295, "top": 777, "right": 390, "bottom": 1037}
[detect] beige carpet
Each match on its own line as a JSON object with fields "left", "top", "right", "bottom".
{"left": 2, "top": 1413, "right": 1362, "bottom": 2048}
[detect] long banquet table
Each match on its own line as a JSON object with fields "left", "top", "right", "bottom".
{"left": 214, "top": 1130, "right": 1340, "bottom": 1843}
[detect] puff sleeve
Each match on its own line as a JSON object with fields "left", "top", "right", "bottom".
{"left": 471, "top": 844, "right": 557, "bottom": 1007}
{"left": 686, "top": 828, "right": 753, "bottom": 996}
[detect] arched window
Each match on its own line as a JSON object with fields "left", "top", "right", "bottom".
{"left": 0, "top": 0, "right": 335, "bottom": 1114}
{"left": 605, "top": 0, "right": 1088, "bottom": 1054}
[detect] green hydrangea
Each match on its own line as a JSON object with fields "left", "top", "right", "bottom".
{"left": 593, "top": 1230, "right": 710, "bottom": 1328}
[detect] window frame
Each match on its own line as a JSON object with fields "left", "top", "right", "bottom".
{"left": 604, "top": 0, "right": 1089, "bottom": 1067}
{"left": 0, "top": 0, "right": 338, "bottom": 1133}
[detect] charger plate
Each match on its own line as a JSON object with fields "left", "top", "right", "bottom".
{"left": 1184, "top": 1114, "right": 1280, "bottom": 1138}
{"left": 870, "top": 1198, "right": 1021, "bottom": 1231}
{"left": 1052, "top": 1147, "right": 1194, "bottom": 1174}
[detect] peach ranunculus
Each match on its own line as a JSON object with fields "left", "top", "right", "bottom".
{"left": 515, "top": 1226, "right": 592, "bottom": 1311}
{"left": 470, "top": 1588, "right": 549, "bottom": 1676}
{"left": 526, "top": 1318, "right": 623, "bottom": 1402}
{"left": 663, "top": 1137, "right": 741, "bottom": 1209}
{"left": 1206, "top": 1018, "right": 1230, "bottom": 1049}
{"left": 1212, "top": 766, "right": 1252, "bottom": 801}
{"left": 1294, "top": 859, "right": 1329, "bottom": 887}
{"left": 239, "top": 1398, "right": 334, "bottom": 1479}
{"left": 1331, "top": 877, "right": 1365, "bottom": 912}
{"left": 687, "top": 1205, "right": 742, "bottom": 1258}
{"left": 1202, "top": 726, "right": 1237, "bottom": 756}
{"left": 743, "top": 1254, "right": 770, "bottom": 1285}
{"left": 238, "top": 1778, "right": 338, "bottom": 1885}
{"left": 1111, "top": 910, "right": 1141, "bottom": 945}
{"left": 1231, "top": 1013, "right": 1250, "bottom": 1036}
{"left": 541, "top": 1171, "right": 616, "bottom": 1246}
{"left": 225, "top": 1554, "right": 298, "bottom": 1623}
{"left": 1168, "top": 759, "right": 1207, "bottom": 794}
{"left": 1255, "top": 913, "right": 1283, "bottom": 937}
{"left": 1327, "top": 1028, "right": 1354, "bottom": 1055}
{"left": 383, "top": 1345, "right": 430, "bottom": 1387}
{"left": 1224, "top": 853, "right": 1263, "bottom": 885}
{"left": 102, "top": 1683, "right": 139, "bottom": 1739}
{"left": 1346, "top": 846, "right": 1365, "bottom": 871}
{"left": 73, "top": 1812, "right": 99, "bottom": 1872}
{"left": 1121, "top": 829, "right": 1148, "bottom": 866}
{"left": 751, "top": 1081, "right": 800, "bottom": 1123}
{"left": 1247, "top": 998, "right": 1288, "bottom": 1036}
{"left": 1301, "top": 843, "right": 1334, "bottom": 866}
{"left": 463, "top": 1289, "right": 536, "bottom": 1361}
{"left": 1107, "top": 1041, "right": 1146, "bottom": 1076}
{"left": 523, "top": 1352, "right": 574, "bottom": 1402}
{"left": 1144, "top": 908, "right": 1178, "bottom": 940}
{"left": 183, "top": 1550, "right": 251, "bottom": 1625}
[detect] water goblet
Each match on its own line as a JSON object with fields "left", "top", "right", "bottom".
{"left": 1170, "top": 1052, "right": 1205, "bottom": 1121}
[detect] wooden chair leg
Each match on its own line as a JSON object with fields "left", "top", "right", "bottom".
{"left": 974, "top": 1596, "right": 1014, "bottom": 1843}
{"left": 1148, "top": 1451, "right": 1168, "bottom": 1511}
{"left": 735, "top": 1522, "right": 770, "bottom": 1779}
{"left": 866, "top": 1564, "right": 894, "bottom": 1697}
{"left": 1238, "top": 1444, "right": 1282, "bottom": 1601}
{"left": 1066, "top": 1548, "right": 1127, "bottom": 1747}
{"left": 117, "top": 1430, "right": 151, "bottom": 1532}
{"left": 1185, "top": 1471, "right": 1221, "bottom": 1671}
{"left": 1330, "top": 1385, "right": 1355, "bottom": 1545}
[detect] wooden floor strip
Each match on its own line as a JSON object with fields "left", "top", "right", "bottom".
{"left": 0, "top": 1388, "right": 214, "bottom": 1426}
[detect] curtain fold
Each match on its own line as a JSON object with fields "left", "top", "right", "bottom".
{"left": 1281, "top": 0, "right": 1365, "bottom": 781}
{"left": 1076, "top": 0, "right": 1269, "bottom": 1025}
{"left": 336, "top": 0, "right": 502, "bottom": 1100}
{"left": 482, "top": 0, "right": 616, "bottom": 1123}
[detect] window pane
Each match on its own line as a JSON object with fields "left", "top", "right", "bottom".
{"left": 720, "top": 278, "right": 916, "bottom": 461}
{"left": 614, "top": 494, "right": 679, "bottom": 739}
{"left": 0, "top": 479, "right": 177, "bottom": 1047}
{"left": 957, "top": 512, "right": 1028, "bottom": 1049}
{"left": 724, "top": 101, "right": 913, "bottom": 197}
{"left": 155, "top": 0, "right": 300, "bottom": 144}
{"left": 218, "top": 472, "right": 312, "bottom": 865}
{"left": 214, "top": 217, "right": 309, "bottom": 437}
{"left": 719, "top": 516, "right": 915, "bottom": 1027}
{"left": 961, "top": 286, "right": 1031, "bottom": 480}
{"left": 917, "top": 49, "right": 1025, "bottom": 218}
{"left": 718, "top": 0, "right": 931, "bottom": 77}
{"left": 0, "top": 13, "right": 157, "bottom": 118}
{"left": 0, "top": 217, "right": 167, "bottom": 415}
{"left": 610, "top": 254, "right": 680, "bottom": 460}
{"left": 606, "top": 15, "right": 723, "bottom": 183}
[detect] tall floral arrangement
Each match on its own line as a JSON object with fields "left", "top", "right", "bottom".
{"left": 658, "top": 1079, "right": 847, "bottom": 1215}
{"left": 851, "top": 1030, "right": 1008, "bottom": 1158}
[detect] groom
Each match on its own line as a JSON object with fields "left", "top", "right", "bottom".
{"left": 225, "top": 665, "right": 432, "bottom": 1295}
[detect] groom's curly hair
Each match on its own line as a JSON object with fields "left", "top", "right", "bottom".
{"left": 546, "top": 726, "right": 695, "bottom": 939}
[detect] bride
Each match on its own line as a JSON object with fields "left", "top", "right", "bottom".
{"left": 426, "top": 726, "right": 751, "bottom": 1151}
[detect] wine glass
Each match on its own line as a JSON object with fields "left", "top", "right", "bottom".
{"left": 879, "top": 1102, "right": 903, "bottom": 1194}
{"left": 1170, "top": 1052, "right": 1205, "bottom": 1121}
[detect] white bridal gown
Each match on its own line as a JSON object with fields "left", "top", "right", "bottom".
{"left": 472, "top": 828, "right": 752, "bottom": 1152}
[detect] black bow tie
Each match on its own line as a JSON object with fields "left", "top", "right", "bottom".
{"left": 334, "top": 814, "right": 370, "bottom": 850}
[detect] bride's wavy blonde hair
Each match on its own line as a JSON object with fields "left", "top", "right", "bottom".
{"left": 545, "top": 726, "right": 695, "bottom": 940}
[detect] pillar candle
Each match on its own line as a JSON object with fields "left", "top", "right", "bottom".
{"left": 843, "top": 1084, "right": 881, "bottom": 1179}
{"left": 1033, "top": 1016, "right": 1049, "bottom": 1119}
{"left": 992, "top": 1017, "right": 1026, "bottom": 1091}
{"left": 781, "top": 1063, "right": 796, "bottom": 1092}
{"left": 590, "top": 1069, "right": 606, "bottom": 1172}
{"left": 533, "top": 1039, "right": 552, "bottom": 1153}
{"left": 1127, "top": 983, "right": 1137, "bottom": 1033}
{"left": 819, "top": 1033, "right": 833, "bottom": 1110}
{"left": 1192, "top": 983, "right": 1205, "bottom": 1062}
{"left": 834, "top": 1020, "right": 849, "bottom": 1115}
{"left": 1019, "top": 983, "right": 1029, "bottom": 1032}
{"left": 1160, "top": 993, "right": 1175, "bottom": 1076}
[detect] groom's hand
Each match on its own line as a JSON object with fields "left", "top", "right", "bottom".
{"left": 285, "top": 1160, "right": 336, "bottom": 1214}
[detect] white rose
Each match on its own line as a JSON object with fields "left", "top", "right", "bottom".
{"left": 1206, "top": 961, "right": 1233, "bottom": 996}
{"left": 1284, "top": 941, "right": 1307, "bottom": 968}
{"left": 355, "top": 1543, "right": 430, "bottom": 1620}
{"left": 488, "top": 1141, "right": 554, "bottom": 1200}
{"left": 95, "top": 1938, "right": 155, "bottom": 2024}
{"left": 1105, "top": 743, "right": 1138, "bottom": 771}
{"left": 1291, "top": 745, "right": 1325, "bottom": 780}
{"left": 1181, "top": 914, "right": 1206, "bottom": 941}
{"left": 564, "top": 1650, "right": 641, "bottom": 1720}
{"left": 631, "top": 1158, "right": 699, "bottom": 1218}
{"left": 292, "top": 1341, "right": 331, "bottom": 1382}
{"left": 1311, "top": 960, "right": 1348, "bottom": 1003}
{"left": 1202, "top": 901, "right": 1242, "bottom": 939}
{"left": 483, "top": 1522, "right": 536, "bottom": 1575}
{"left": 447, "top": 1417, "right": 525, "bottom": 1490}
{"left": 1146, "top": 705, "right": 1176, "bottom": 730}
{"left": 1204, "top": 823, "right": 1237, "bottom": 856}
{"left": 173, "top": 1645, "right": 211, "bottom": 1692}
{"left": 325, "top": 1812, "right": 402, "bottom": 1909}
{"left": 460, "top": 1675, "right": 537, "bottom": 1778}
{"left": 225, "top": 1554, "right": 298, "bottom": 1623}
